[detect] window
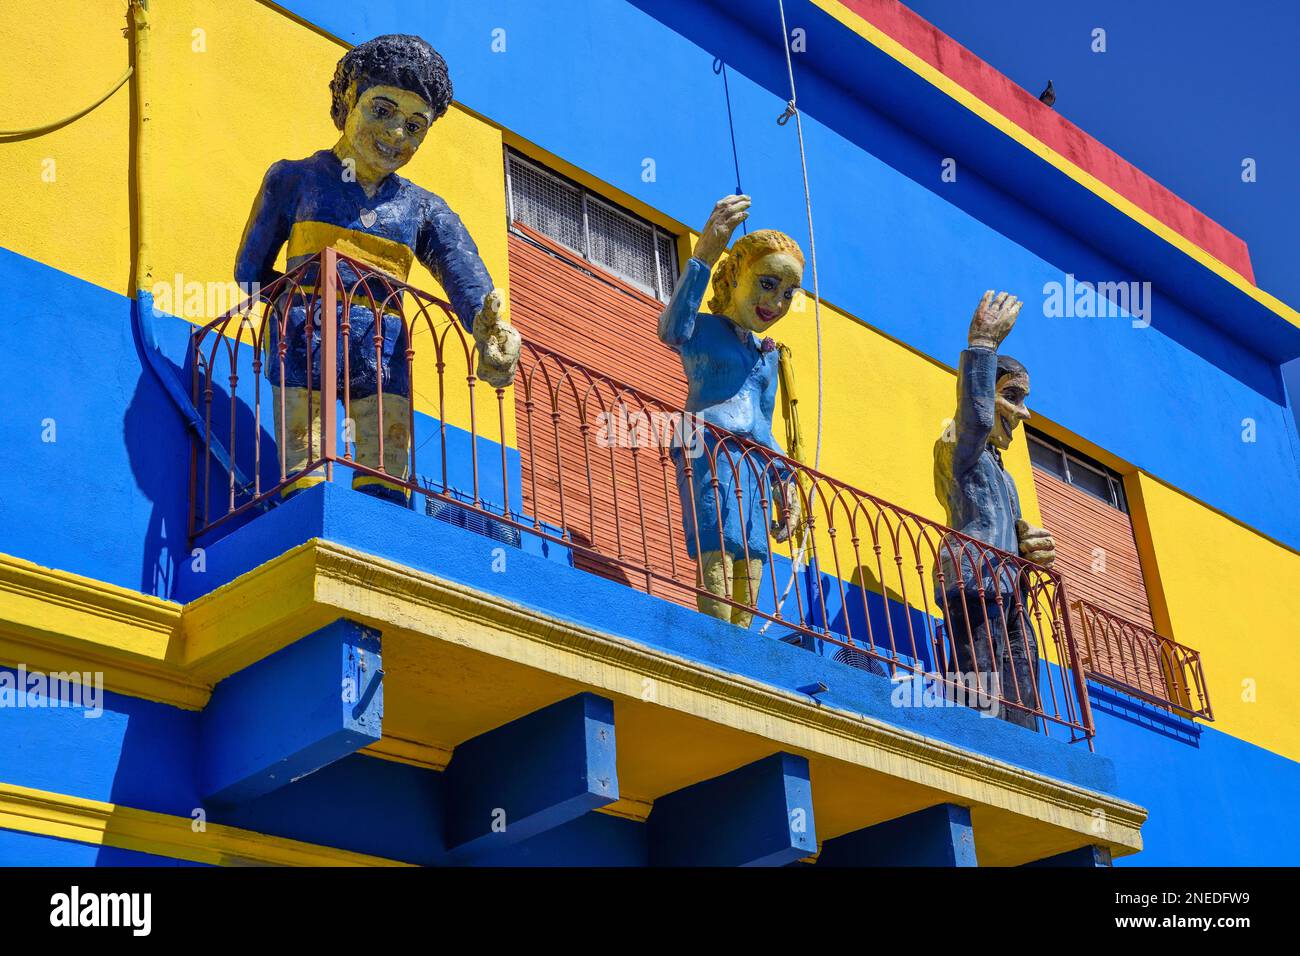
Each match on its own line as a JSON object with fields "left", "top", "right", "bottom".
{"left": 1027, "top": 428, "right": 1128, "bottom": 512}
{"left": 505, "top": 149, "right": 679, "bottom": 301}
{"left": 1027, "top": 426, "right": 1158, "bottom": 655}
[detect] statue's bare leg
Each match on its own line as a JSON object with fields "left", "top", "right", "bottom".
{"left": 272, "top": 385, "right": 326, "bottom": 496}
{"left": 730, "top": 557, "right": 764, "bottom": 628}
{"left": 697, "top": 550, "right": 734, "bottom": 622}
{"left": 351, "top": 393, "right": 411, "bottom": 501}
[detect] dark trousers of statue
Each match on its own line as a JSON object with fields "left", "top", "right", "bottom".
{"left": 942, "top": 591, "right": 1041, "bottom": 731}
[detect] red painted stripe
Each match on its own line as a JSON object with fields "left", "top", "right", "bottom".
{"left": 841, "top": 0, "right": 1255, "bottom": 281}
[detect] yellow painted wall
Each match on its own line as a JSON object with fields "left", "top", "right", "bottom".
{"left": 0, "top": 0, "right": 512, "bottom": 439}
{"left": 1129, "top": 474, "right": 1300, "bottom": 762}
{"left": 777, "top": 294, "right": 1041, "bottom": 527}
{"left": 0, "top": 0, "right": 133, "bottom": 294}
{"left": 770, "top": 294, "right": 1045, "bottom": 628}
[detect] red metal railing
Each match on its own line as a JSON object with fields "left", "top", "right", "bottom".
{"left": 190, "top": 248, "right": 1096, "bottom": 746}
{"left": 1072, "top": 599, "right": 1213, "bottom": 719}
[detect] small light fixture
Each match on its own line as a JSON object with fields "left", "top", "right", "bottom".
{"left": 796, "top": 681, "right": 828, "bottom": 698}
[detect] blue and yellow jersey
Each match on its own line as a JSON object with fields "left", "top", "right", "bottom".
{"left": 234, "top": 148, "right": 493, "bottom": 329}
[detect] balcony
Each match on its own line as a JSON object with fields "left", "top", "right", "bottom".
{"left": 188, "top": 247, "right": 1110, "bottom": 743}
{"left": 157, "top": 247, "right": 1166, "bottom": 864}
{"left": 1073, "top": 599, "right": 1214, "bottom": 720}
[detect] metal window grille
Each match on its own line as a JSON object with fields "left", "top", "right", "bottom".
{"left": 506, "top": 153, "right": 585, "bottom": 254}
{"left": 506, "top": 150, "right": 678, "bottom": 301}
{"left": 587, "top": 195, "right": 659, "bottom": 294}
{"left": 656, "top": 231, "right": 677, "bottom": 300}
{"left": 422, "top": 482, "right": 522, "bottom": 547}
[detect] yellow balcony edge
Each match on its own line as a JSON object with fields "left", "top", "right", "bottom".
{"left": 0, "top": 552, "right": 179, "bottom": 652}
{"left": 0, "top": 781, "right": 410, "bottom": 867}
{"left": 0, "top": 553, "right": 203, "bottom": 709}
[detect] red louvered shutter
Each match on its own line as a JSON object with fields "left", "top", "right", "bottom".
{"left": 508, "top": 224, "right": 699, "bottom": 607}
{"left": 1033, "top": 466, "right": 1162, "bottom": 693}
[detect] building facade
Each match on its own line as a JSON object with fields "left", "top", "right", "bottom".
{"left": 1, "top": 0, "right": 1297, "bottom": 866}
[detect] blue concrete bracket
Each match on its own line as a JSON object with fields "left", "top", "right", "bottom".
{"left": 1024, "top": 844, "right": 1113, "bottom": 867}
{"left": 818, "top": 803, "right": 978, "bottom": 866}
{"left": 442, "top": 692, "right": 619, "bottom": 861}
{"left": 199, "top": 618, "right": 383, "bottom": 805}
{"left": 648, "top": 752, "right": 817, "bottom": 867}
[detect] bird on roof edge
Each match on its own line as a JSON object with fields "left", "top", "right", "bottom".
{"left": 1039, "top": 80, "right": 1056, "bottom": 107}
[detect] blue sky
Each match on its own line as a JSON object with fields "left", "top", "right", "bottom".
{"left": 901, "top": 0, "right": 1300, "bottom": 420}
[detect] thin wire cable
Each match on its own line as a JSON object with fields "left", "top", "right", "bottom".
{"left": 0, "top": 67, "right": 132, "bottom": 137}
{"left": 713, "top": 58, "right": 748, "bottom": 234}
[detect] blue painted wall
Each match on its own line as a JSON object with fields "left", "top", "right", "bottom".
{"left": 0, "top": 250, "right": 191, "bottom": 598}
{"left": 0, "top": 247, "right": 523, "bottom": 599}
{"left": 1090, "top": 685, "right": 1300, "bottom": 866}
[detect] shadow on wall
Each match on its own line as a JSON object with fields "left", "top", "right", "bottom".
{"left": 1088, "top": 682, "right": 1203, "bottom": 748}
{"left": 1285, "top": 357, "right": 1300, "bottom": 453}
{"left": 123, "top": 307, "right": 277, "bottom": 598}
{"left": 123, "top": 369, "right": 184, "bottom": 598}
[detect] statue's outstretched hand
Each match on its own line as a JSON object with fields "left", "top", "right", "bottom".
{"left": 968, "top": 290, "right": 1022, "bottom": 351}
{"left": 692, "top": 195, "right": 751, "bottom": 267}
{"left": 473, "top": 289, "right": 521, "bottom": 389}
{"left": 1016, "top": 519, "right": 1056, "bottom": 569}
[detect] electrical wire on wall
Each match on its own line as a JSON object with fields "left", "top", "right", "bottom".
{"left": 0, "top": 68, "right": 133, "bottom": 138}
{"left": 2, "top": 2, "right": 244, "bottom": 485}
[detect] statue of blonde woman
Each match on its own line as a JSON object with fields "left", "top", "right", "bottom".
{"left": 658, "top": 196, "right": 803, "bottom": 628}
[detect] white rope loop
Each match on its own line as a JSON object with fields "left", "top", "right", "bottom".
{"left": 761, "top": 0, "right": 827, "bottom": 635}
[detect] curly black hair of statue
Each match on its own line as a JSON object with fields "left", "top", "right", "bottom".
{"left": 329, "top": 34, "right": 453, "bottom": 130}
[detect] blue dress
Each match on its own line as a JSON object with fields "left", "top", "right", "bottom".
{"left": 658, "top": 257, "right": 787, "bottom": 562}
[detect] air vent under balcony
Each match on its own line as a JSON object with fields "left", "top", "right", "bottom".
{"left": 423, "top": 488, "right": 521, "bottom": 548}
{"left": 834, "top": 646, "right": 888, "bottom": 676}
